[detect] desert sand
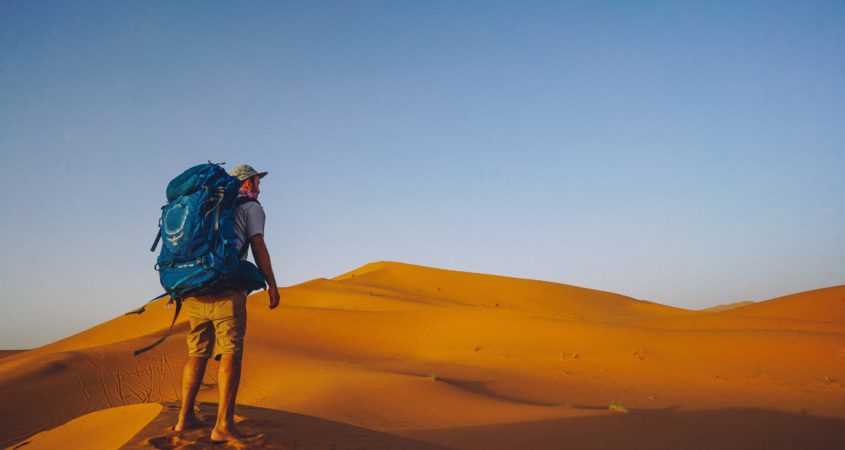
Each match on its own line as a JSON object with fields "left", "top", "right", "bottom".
{"left": 2, "top": 261, "right": 844, "bottom": 449}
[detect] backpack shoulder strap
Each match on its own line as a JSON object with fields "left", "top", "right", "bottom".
{"left": 236, "top": 196, "right": 260, "bottom": 206}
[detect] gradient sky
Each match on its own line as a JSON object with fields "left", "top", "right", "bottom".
{"left": 2, "top": 1, "right": 844, "bottom": 348}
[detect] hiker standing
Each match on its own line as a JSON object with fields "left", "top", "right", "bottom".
{"left": 174, "top": 164, "right": 279, "bottom": 442}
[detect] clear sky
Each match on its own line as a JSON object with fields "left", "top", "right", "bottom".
{"left": 1, "top": 1, "right": 843, "bottom": 348}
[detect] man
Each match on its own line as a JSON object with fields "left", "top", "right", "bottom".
{"left": 174, "top": 164, "right": 280, "bottom": 443}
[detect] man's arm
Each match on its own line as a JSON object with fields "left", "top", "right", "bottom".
{"left": 249, "top": 234, "right": 279, "bottom": 309}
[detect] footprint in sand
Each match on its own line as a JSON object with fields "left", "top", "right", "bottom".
{"left": 149, "top": 430, "right": 271, "bottom": 449}
{"left": 146, "top": 412, "right": 272, "bottom": 450}
{"left": 202, "top": 432, "right": 270, "bottom": 449}
{"left": 146, "top": 434, "right": 181, "bottom": 449}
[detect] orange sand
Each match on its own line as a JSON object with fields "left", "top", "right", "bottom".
{"left": 8, "top": 403, "right": 161, "bottom": 449}
{"left": 2, "top": 261, "right": 844, "bottom": 449}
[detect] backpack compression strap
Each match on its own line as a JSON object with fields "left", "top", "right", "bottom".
{"left": 124, "top": 291, "right": 170, "bottom": 315}
{"left": 150, "top": 216, "right": 163, "bottom": 252}
{"left": 127, "top": 272, "right": 196, "bottom": 356}
{"left": 131, "top": 296, "right": 183, "bottom": 357}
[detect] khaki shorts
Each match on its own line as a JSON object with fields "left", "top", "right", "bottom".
{"left": 184, "top": 289, "right": 247, "bottom": 361}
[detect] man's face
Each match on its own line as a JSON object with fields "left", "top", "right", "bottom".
{"left": 251, "top": 176, "right": 261, "bottom": 196}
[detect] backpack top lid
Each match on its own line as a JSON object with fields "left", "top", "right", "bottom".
{"left": 165, "top": 163, "right": 233, "bottom": 202}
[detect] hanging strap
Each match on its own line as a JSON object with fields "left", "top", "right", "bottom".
{"left": 213, "top": 187, "right": 225, "bottom": 233}
{"left": 132, "top": 297, "right": 183, "bottom": 357}
{"left": 127, "top": 271, "right": 198, "bottom": 355}
{"left": 124, "top": 291, "right": 170, "bottom": 315}
{"left": 150, "top": 228, "right": 162, "bottom": 252}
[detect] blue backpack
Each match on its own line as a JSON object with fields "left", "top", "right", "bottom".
{"left": 128, "top": 163, "right": 267, "bottom": 356}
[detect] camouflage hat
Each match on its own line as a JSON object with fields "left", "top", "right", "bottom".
{"left": 230, "top": 164, "right": 268, "bottom": 182}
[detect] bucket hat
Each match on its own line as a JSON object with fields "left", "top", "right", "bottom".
{"left": 230, "top": 164, "right": 268, "bottom": 182}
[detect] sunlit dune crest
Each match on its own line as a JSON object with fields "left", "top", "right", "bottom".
{"left": 700, "top": 301, "right": 756, "bottom": 312}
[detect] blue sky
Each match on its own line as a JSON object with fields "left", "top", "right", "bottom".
{"left": 1, "top": 1, "right": 843, "bottom": 348}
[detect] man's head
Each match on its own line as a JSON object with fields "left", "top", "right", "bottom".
{"left": 230, "top": 164, "right": 268, "bottom": 197}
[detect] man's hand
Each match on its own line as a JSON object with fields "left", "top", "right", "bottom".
{"left": 267, "top": 285, "right": 280, "bottom": 309}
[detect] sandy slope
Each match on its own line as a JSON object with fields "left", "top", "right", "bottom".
{"left": 7, "top": 404, "right": 162, "bottom": 450}
{"left": 718, "top": 285, "right": 845, "bottom": 322}
{"left": 2, "top": 261, "right": 844, "bottom": 449}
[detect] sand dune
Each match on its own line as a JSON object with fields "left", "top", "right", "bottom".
{"left": 718, "top": 285, "right": 845, "bottom": 323}
{"left": 8, "top": 404, "right": 162, "bottom": 450}
{"left": 2, "top": 261, "right": 844, "bottom": 449}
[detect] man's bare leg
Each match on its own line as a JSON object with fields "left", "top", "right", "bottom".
{"left": 175, "top": 356, "right": 209, "bottom": 431}
{"left": 210, "top": 354, "right": 242, "bottom": 441}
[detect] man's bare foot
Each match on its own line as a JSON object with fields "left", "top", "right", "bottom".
{"left": 210, "top": 426, "right": 243, "bottom": 442}
{"left": 173, "top": 414, "right": 208, "bottom": 432}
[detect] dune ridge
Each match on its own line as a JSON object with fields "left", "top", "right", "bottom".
{"left": 700, "top": 301, "right": 756, "bottom": 312}
{"left": 2, "top": 261, "right": 844, "bottom": 449}
{"left": 7, "top": 404, "right": 162, "bottom": 450}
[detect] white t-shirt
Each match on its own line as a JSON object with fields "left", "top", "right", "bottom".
{"left": 234, "top": 197, "right": 266, "bottom": 260}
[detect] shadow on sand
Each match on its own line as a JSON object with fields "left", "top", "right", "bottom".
{"left": 122, "top": 402, "right": 449, "bottom": 449}
{"left": 400, "top": 407, "right": 845, "bottom": 450}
